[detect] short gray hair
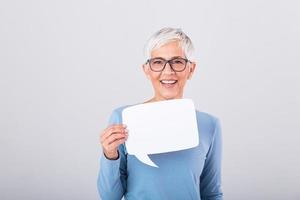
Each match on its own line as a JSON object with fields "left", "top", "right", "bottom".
{"left": 144, "top": 27, "right": 195, "bottom": 62}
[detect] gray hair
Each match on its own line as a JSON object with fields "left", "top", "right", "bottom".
{"left": 144, "top": 27, "right": 195, "bottom": 62}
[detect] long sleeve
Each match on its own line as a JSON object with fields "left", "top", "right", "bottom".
{"left": 200, "top": 118, "right": 223, "bottom": 200}
{"left": 97, "top": 110, "right": 128, "bottom": 200}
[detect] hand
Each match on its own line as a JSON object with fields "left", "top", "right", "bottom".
{"left": 100, "top": 124, "right": 128, "bottom": 160}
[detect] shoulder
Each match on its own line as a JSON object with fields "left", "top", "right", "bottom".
{"left": 111, "top": 105, "right": 130, "bottom": 114}
{"left": 107, "top": 104, "right": 133, "bottom": 124}
{"left": 195, "top": 109, "right": 220, "bottom": 127}
{"left": 110, "top": 104, "right": 133, "bottom": 116}
{"left": 195, "top": 109, "right": 221, "bottom": 141}
{"left": 109, "top": 105, "right": 221, "bottom": 132}
{"left": 110, "top": 101, "right": 142, "bottom": 116}
{"left": 110, "top": 106, "right": 220, "bottom": 123}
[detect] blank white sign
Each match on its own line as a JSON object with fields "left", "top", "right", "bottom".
{"left": 122, "top": 98, "right": 199, "bottom": 167}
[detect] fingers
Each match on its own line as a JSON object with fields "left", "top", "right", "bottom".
{"left": 104, "top": 132, "right": 127, "bottom": 145}
{"left": 109, "top": 137, "right": 127, "bottom": 150}
{"left": 104, "top": 135, "right": 128, "bottom": 152}
{"left": 100, "top": 124, "right": 129, "bottom": 154}
{"left": 100, "top": 124, "right": 127, "bottom": 142}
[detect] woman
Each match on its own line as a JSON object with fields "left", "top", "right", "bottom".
{"left": 98, "top": 27, "right": 223, "bottom": 200}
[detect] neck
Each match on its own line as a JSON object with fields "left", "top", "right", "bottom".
{"left": 144, "top": 95, "right": 183, "bottom": 104}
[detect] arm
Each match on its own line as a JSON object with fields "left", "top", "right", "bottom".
{"left": 97, "top": 110, "right": 128, "bottom": 200}
{"left": 200, "top": 118, "right": 223, "bottom": 200}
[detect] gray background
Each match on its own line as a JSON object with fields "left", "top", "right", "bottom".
{"left": 1, "top": 0, "right": 299, "bottom": 199}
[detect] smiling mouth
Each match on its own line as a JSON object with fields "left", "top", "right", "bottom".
{"left": 160, "top": 80, "right": 178, "bottom": 84}
{"left": 160, "top": 80, "right": 178, "bottom": 88}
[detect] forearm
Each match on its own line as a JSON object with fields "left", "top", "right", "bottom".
{"left": 97, "top": 153, "right": 125, "bottom": 200}
{"left": 200, "top": 118, "right": 223, "bottom": 200}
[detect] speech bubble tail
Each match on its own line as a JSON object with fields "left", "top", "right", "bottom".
{"left": 135, "top": 154, "right": 158, "bottom": 168}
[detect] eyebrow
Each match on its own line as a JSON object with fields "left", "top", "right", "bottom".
{"left": 151, "top": 56, "right": 185, "bottom": 60}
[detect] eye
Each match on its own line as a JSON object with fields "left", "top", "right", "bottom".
{"left": 152, "top": 59, "right": 164, "bottom": 65}
{"left": 172, "top": 59, "right": 184, "bottom": 64}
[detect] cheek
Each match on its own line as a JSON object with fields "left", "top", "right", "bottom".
{"left": 149, "top": 73, "right": 160, "bottom": 82}
{"left": 148, "top": 74, "right": 161, "bottom": 87}
{"left": 178, "top": 75, "right": 189, "bottom": 86}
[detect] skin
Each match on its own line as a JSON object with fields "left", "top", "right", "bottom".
{"left": 100, "top": 40, "right": 196, "bottom": 159}
{"left": 100, "top": 124, "right": 128, "bottom": 159}
{"left": 142, "top": 41, "right": 196, "bottom": 103}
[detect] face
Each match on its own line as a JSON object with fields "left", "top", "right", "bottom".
{"left": 143, "top": 41, "right": 196, "bottom": 102}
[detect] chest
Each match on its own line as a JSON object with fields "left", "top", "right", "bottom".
{"left": 126, "top": 142, "right": 208, "bottom": 180}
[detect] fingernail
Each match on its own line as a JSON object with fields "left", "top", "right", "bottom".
{"left": 124, "top": 129, "right": 128, "bottom": 133}
{"left": 123, "top": 124, "right": 127, "bottom": 128}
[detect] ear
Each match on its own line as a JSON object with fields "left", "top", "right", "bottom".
{"left": 142, "top": 64, "right": 151, "bottom": 80}
{"left": 187, "top": 62, "right": 196, "bottom": 80}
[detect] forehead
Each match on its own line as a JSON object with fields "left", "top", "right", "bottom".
{"left": 150, "top": 41, "right": 185, "bottom": 59}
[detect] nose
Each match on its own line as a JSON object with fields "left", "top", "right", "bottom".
{"left": 162, "top": 62, "right": 175, "bottom": 74}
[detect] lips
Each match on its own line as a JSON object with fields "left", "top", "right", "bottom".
{"left": 160, "top": 79, "right": 178, "bottom": 84}
{"left": 159, "top": 79, "right": 178, "bottom": 89}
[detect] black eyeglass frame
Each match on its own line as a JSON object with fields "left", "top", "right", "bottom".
{"left": 145, "top": 57, "right": 192, "bottom": 72}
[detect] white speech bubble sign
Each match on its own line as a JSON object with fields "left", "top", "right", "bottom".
{"left": 122, "top": 98, "right": 199, "bottom": 168}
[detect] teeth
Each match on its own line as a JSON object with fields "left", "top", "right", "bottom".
{"left": 161, "top": 80, "right": 177, "bottom": 84}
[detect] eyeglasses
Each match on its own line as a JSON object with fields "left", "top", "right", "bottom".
{"left": 146, "top": 57, "right": 191, "bottom": 72}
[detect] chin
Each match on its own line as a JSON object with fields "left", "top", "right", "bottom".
{"left": 160, "top": 93, "right": 180, "bottom": 100}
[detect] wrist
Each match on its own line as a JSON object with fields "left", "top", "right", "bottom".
{"left": 103, "top": 150, "right": 119, "bottom": 160}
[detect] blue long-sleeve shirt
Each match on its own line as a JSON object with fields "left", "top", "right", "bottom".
{"left": 97, "top": 104, "right": 223, "bottom": 200}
